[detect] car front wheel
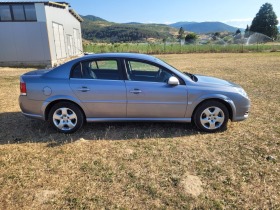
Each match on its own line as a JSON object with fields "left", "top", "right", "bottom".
{"left": 48, "top": 102, "right": 84, "bottom": 133}
{"left": 193, "top": 100, "right": 229, "bottom": 132}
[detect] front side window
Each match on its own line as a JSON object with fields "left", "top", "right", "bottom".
{"left": 0, "top": 5, "right": 12, "bottom": 21}
{"left": 71, "top": 59, "right": 121, "bottom": 80}
{"left": 126, "top": 60, "right": 173, "bottom": 83}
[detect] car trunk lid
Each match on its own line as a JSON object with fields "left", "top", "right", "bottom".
{"left": 23, "top": 69, "right": 52, "bottom": 76}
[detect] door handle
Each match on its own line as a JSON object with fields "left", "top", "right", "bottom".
{"left": 130, "top": 89, "right": 142, "bottom": 94}
{"left": 77, "top": 87, "right": 90, "bottom": 92}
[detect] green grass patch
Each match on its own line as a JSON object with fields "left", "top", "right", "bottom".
{"left": 83, "top": 43, "right": 280, "bottom": 54}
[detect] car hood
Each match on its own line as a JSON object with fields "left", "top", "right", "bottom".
{"left": 195, "top": 74, "right": 240, "bottom": 87}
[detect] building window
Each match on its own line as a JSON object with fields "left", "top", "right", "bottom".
{"left": 24, "top": 4, "right": 36, "bottom": 21}
{"left": 0, "top": 4, "right": 37, "bottom": 22}
{"left": 12, "top": 5, "right": 25, "bottom": 21}
{"left": 0, "top": 5, "right": 12, "bottom": 21}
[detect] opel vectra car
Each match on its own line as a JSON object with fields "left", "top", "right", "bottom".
{"left": 19, "top": 53, "right": 250, "bottom": 133}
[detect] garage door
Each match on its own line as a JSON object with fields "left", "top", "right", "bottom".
{"left": 52, "top": 22, "right": 66, "bottom": 59}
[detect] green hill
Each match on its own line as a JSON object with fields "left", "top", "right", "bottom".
{"left": 81, "top": 15, "right": 107, "bottom": 22}
{"left": 81, "top": 15, "right": 177, "bottom": 43}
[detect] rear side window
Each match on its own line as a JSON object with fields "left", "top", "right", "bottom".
{"left": 90, "top": 60, "right": 118, "bottom": 70}
{"left": 71, "top": 59, "right": 121, "bottom": 80}
{"left": 71, "top": 63, "right": 82, "bottom": 78}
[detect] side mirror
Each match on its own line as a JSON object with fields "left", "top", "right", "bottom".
{"left": 168, "top": 76, "right": 180, "bottom": 86}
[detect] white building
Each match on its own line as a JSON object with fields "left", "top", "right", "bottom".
{"left": 0, "top": 1, "right": 83, "bottom": 67}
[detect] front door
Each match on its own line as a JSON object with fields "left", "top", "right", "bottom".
{"left": 125, "top": 60, "right": 188, "bottom": 118}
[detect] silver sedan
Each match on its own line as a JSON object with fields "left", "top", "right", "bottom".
{"left": 19, "top": 53, "right": 250, "bottom": 133}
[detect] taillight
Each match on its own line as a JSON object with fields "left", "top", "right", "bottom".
{"left": 20, "top": 81, "right": 27, "bottom": 96}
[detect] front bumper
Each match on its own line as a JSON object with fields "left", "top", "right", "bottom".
{"left": 232, "top": 102, "right": 250, "bottom": 122}
{"left": 232, "top": 111, "right": 249, "bottom": 122}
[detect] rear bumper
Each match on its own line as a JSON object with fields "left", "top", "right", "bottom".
{"left": 19, "top": 96, "right": 45, "bottom": 120}
{"left": 21, "top": 112, "right": 44, "bottom": 120}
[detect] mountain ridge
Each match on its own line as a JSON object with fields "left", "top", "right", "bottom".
{"left": 170, "top": 21, "right": 240, "bottom": 34}
{"left": 80, "top": 15, "right": 107, "bottom": 22}
{"left": 81, "top": 15, "right": 245, "bottom": 42}
{"left": 81, "top": 15, "right": 177, "bottom": 42}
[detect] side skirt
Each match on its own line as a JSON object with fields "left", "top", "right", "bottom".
{"left": 86, "top": 118, "right": 192, "bottom": 123}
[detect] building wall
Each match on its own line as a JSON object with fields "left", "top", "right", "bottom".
{"left": 44, "top": 5, "right": 83, "bottom": 66}
{"left": 0, "top": 3, "right": 51, "bottom": 67}
{"left": 0, "top": 2, "right": 83, "bottom": 67}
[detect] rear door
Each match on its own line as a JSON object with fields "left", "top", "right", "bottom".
{"left": 70, "top": 59, "right": 126, "bottom": 118}
{"left": 124, "top": 59, "right": 188, "bottom": 118}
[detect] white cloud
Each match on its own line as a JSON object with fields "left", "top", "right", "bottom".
{"left": 224, "top": 18, "right": 280, "bottom": 28}
{"left": 225, "top": 18, "right": 253, "bottom": 22}
{"left": 163, "top": 21, "right": 172, "bottom": 25}
{"left": 223, "top": 18, "right": 253, "bottom": 28}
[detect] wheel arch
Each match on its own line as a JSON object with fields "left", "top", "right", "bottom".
{"left": 44, "top": 99, "right": 86, "bottom": 121}
{"left": 191, "top": 98, "right": 234, "bottom": 121}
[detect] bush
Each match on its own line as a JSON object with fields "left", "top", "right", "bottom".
{"left": 185, "top": 33, "right": 198, "bottom": 44}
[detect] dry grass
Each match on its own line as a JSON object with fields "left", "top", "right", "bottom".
{"left": 0, "top": 53, "right": 279, "bottom": 209}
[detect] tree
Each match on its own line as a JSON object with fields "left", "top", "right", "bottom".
{"left": 212, "top": 32, "right": 221, "bottom": 41}
{"left": 250, "top": 3, "right": 279, "bottom": 39}
{"left": 178, "top": 27, "right": 185, "bottom": 40}
{"left": 185, "top": 33, "right": 197, "bottom": 44}
{"left": 235, "top": 29, "right": 241, "bottom": 35}
{"left": 245, "top": 25, "right": 250, "bottom": 38}
{"left": 214, "top": 32, "right": 221, "bottom": 37}
{"left": 245, "top": 25, "right": 249, "bottom": 33}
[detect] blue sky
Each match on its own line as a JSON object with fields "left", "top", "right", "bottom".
{"left": 66, "top": 0, "right": 280, "bottom": 28}
{"left": 4, "top": 0, "right": 280, "bottom": 27}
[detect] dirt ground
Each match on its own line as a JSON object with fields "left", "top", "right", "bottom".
{"left": 0, "top": 53, "right": 279, "bottom": 209}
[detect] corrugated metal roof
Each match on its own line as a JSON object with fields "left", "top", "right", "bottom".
{"left": 69, "top": 8, "right": 83, "bottom": 22}
{"left": 1, "top": 1, "right": 50, "bottom": 3}
{"left": 0, "top": 1, "right": 70, "bottom": 7}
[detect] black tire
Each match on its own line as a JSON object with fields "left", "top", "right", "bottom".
{"left": 193, "top": 100, "right": 229, "bottom": 133}
{"left": 48, "top": 102, "right": 84, "bottom": 134}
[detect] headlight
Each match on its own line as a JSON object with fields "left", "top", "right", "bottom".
{"left": 235, "top": 87, "right": 248, "bottom": 98}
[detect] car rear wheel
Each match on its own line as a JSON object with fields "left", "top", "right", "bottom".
{"left": 193, "top": 100, "right": 229, "bottom": 132}
{"left": 48, "top": 102, "right": 84, "bottom": 133}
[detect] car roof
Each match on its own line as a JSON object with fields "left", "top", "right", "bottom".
{"left": 45, "top": 53, "right": 191, "bottom": 83}
{"left": 81, "top": 53, "right": 160, "bottom": 62}
{"left": 45, "top": 53, "right": 161, "bottom": 79}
